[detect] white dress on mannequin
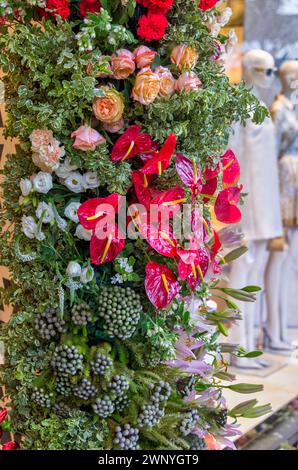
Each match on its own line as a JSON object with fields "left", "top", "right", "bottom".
{"left": 228, "top": 109, "right": 283, "bottom": 367}
{"left": 265, "top": 94, "right": 298, "bottom": 349}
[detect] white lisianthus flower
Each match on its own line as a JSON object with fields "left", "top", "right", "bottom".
{"left": 75, "top": 224, "right": 92, "bottom": 241}
{"left": 80, "top": 266, "right": 94, "bottom": 284}
{"left": 21, "top": 215, "right": 37, "bottom": 239}
{"left": 32, "top": 172, "right": 53, "bottom": 194}
{"left": 210, "top": 22, "right": 221, "bottom": 38}
{"left": 36, "top": 202, "right": 55, "bottom": 224}
{"left": 82, "top": 171, "right": 100, "bottom": 189}
{"left": 64, "top": 202, "right": 81, "bottom": 223}
{"left": 64, "top": 171, "right": 85, "bottom": 193}
{"left": 55, "top": 157, "right": 79, "bottom": 179}
{"left": 20, "top": 178, "right": 32, "bottom": 196}
{"left": 218, "top": 7, "right": 233, "bottom": 27}
{"left": 66, "top": 261, "right": 82, "bottom": 278}
{"left": 226, "top": 29, "right": 238, "bottom": 54}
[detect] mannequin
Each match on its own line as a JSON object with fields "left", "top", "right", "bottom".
{"left": 228, "top": 50, "right": 283, "bottom": 368}
{"left": 265, "top": 61, "right": 298, "bottom": 350}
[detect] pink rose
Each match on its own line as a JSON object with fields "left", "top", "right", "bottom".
{"left": 155, "top": 66, "right": 176, "bottom": 97}
{"left": 176, "top": 71, "right": 202, "bottom": 92}
{"left": 29, "top": 129, "right": 65, "bottom": 173}
{"left": 134, "top": 45, "right": 156, "bottom": 69}
{"left": 102, "top": 118, "right": 125, "bottom": 134}
{"left": 71, "top": 125, "right": 106, "bottom": 151}
{"left": 111, "top": 49, "right": 136, "bottom": 80}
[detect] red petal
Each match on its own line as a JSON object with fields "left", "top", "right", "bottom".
{"left": 90, "top": 225, "right": 125, "bottom": 265}
{"left": 132, "top": 171, "right": 153, "bottom": 208}
{"left": 78, "top": 194, "right": 121, "bottom": 230}
{"left": 201, "top": 177, "right": 218, "bottom": 203}
{"left": 151, "top": 185, "right": 186, "bottom": 216}
{"left": 221, "top": 150, "right": 240, "bottom": 187}
{"left": 111, "top": 125, "right": 153, "bottom": 162}
{"left": 176, "top": 153, "right": 202, "bottom": 194}
{"left": 140, "top": 223, "right": 177, "bottom": 258}
{"left": 214, "top": 186, "right": 242, "bottom": 224}
{"left": 145, "top": 261, "right": 180, "bottom": 309}
{"left": 210, "top": 229, "right": 222, "bottom": 258}
{"left": 141, "top": 133, "right": 177, "bottom": 175}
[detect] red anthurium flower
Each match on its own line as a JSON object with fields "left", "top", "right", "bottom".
{"left": 221, "top": 149, "right": 240, "bottom": 187}
{"left": 132, "top": 171, "right": 153, "bottom": 208}
{"left": 140, "top": 223, "right": 178, "bottom": 258}
{"left": 201, "top": 177, "right": 218, "bottom": 203}
{"left": 177, "top": 248, "right": 209, "bottom": 290}
{"left": 151, "top": 185, "right": 186, "bottom": 216}
{"left": 176, "top": 154, "right": 202, "bottom": 200}
{"left": 90, "top": 225, "right": 125, "bottom": 265}
{"left": 139, "top": 141, "right": 159, "bottom": 163}
{"left": 78, "top": 194, "right": 121, "bottom": 230}
{"left": 111, "top": 125, "right": 153, "bottom": 162}
{"left": 145, "top": 261, "right": 180, "bottom": 309}
{"left": 1, "top": 441, "right": 19, "bottom": 450}
{"left": 0, "top": 409, "right": 7, "bottom": 423}
{"left": 209, "top": 229, "right": 222, "bottom": 257}
{"left": 214, "top": 186, "right": 242, "bottom": 224}
{"left": 141, "top": 133, "right": 177, "bottom": 175}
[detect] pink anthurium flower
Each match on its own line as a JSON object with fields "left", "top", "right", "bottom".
{"left": 176, "top": 153, "right": 202, "bottom": 201}
{"left": 177, "top": 248, "right": 210, "bottom": 289}
{"left": 145, "top": 261, "right": 180, "bottom": 309}
{"left": 140, "top": 223, "right": 178, "bottom": 258}
{"left": 111, "top": 125, "right": 152, "bottom": 162}
{"left": 78, "top": 194, "right": 121, "bottom": 230}
{"left": 141, "top": 133, "right": 177, "bottom": 175}
{"left": 150, "top": 185, "right": 186, "bottom": 216}
{"left": 214, "top": 186, "right": 242, "bottom": 224}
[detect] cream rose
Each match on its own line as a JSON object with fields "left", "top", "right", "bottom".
{"left": 176, "top": 71, "right": 202, "bottom": 92}
{"left": 132, "top": 68, "right": 160, "bottom": 106}
{"left": 111, "top": 49, "right": 136, "bottom": 80}
{"left": 155, "top": 66, "right": 176, "bottom": 97}
{"left": 171, "top": 45, "right": 198, "bottom": 70}
{"left": 93, "top": 87, "right": 124, "bottom": 124}
{"left": 134, "top": 45, "right": 156, "bottom": 69}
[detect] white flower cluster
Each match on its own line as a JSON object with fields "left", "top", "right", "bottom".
{"left": 20, "top": 172, "right": 53, "bottom": 198}
{"left": 21, "top": 202, "right": 68, "bottom": 240}
{"left": 110, "top": 257, "right": 134, "bottom": 284}
{"left": 207, "top": 7, "right": 233, "bottom": 38}
{"left": 66, "top": 261, "right": 94, "bottom": 285}
{"left": 55, "top": 157, "right": 100, "bottom": 193}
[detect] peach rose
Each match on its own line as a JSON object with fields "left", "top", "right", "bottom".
{"left": 171, "top": 44, "right": 198, "bottom": 70}
{"left": 93, "top": 87, "right": 124, "bottom": 124}
{"left": 134, "top": 45, "right": 156, "bottom": 69}
{"left": 111, "top": 49, "right": 136, "bottom": 80}
{"left": 71, "top": 125, "right": 106, "bottom": 151}
{"left": 132, "top": 67, "right": 160, "bottom": 105}
{"left": 176, "top": 71, "right": 202, "bottom": 92}
{"left": 155, "top": 66, "right": 176, "bottom": 97}
{"left": 102, "top": 118, "right": 125, "bottom": 134}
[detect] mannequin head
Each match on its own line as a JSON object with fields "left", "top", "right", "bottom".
{"left": 243, "top": 50, "right": 275, "bottom": 89}
{"left": 279, "top": 60, "right": 298, "bottom": 94}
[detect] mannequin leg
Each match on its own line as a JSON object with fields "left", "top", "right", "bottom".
{"left": 228, "top": 242, "right": 265, "bottom": 369}
{"left": 265, "top": 249, "right": 291, "bottom": 349}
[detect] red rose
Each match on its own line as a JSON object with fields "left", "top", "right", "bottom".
{"left": 198, "top": 0, "right": 220, "bottom": 11}
{"left": 39, "top": 0, "right": 70, "bottom": 20}
{"left": 0, "top": 409, "right": 7, "bottom": 423}
{"left": 137, "top": 13, "right": 168, "bottom": 42}
{"left": 137, "top": 0, "right": 173, "bottom": 15}
{"left": 79, "top": 0, "right": 101, "bottom": 17}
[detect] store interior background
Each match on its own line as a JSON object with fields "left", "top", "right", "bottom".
{"left": 1, "top": 0, "right": 298, "bottom": 449}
